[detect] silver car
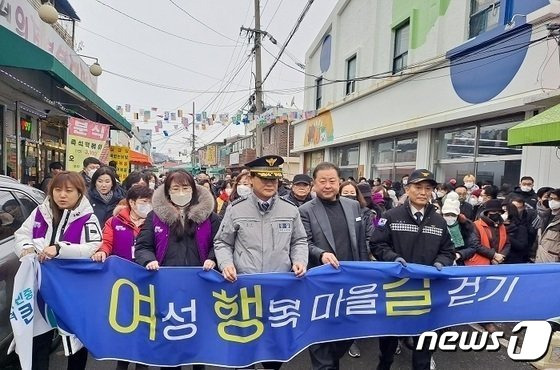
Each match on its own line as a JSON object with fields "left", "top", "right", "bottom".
{"left": 0, "top": 179, "right": 45, "bottom": 365}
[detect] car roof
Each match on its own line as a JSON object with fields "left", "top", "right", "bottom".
{"left": 0, "top": 180, "right": 45, "bottom": 203}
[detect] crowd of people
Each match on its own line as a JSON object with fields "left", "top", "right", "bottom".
{"left": 11, "top": 154, "right": 560, "bottom": 370}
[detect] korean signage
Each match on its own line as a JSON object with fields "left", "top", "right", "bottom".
{"left": 109, "top": 146, "right": 130, "bottom": 180}
{"left": 0, "top": 0, "right": 98, "bottom": 91}
{"left": 33, "top": 258, "right": 560, "bottom": 368}
{"left": 205, "top": 145, "right": 217, "bottom": 166}
{"left": 66, "top": 117, "right": 110, "bottom": 172}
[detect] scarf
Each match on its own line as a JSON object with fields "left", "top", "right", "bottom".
{"left": 219, "top": 192, "right": 229, "bottom": 202}
{"left": 448, "top": 222, "right": 464, "bottom": 249}
{"left": 532, "top": 202, "right": 552, "bottom": 231}
{"left": 99, "top": 190, "right": 114, "bottom": 204}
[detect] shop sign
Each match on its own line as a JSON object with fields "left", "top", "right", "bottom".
{"left": 66, "top": 117, "right": 110, "bottom": 172}
{"left": 109, "top": 146, "right": 130, "bottom": 180}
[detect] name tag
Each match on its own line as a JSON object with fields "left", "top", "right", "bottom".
{"left": 278, "top": 222, "right": 291, "bottom": 232}
{"left": 355, "top": 217, "right": 362, "bottom": 222}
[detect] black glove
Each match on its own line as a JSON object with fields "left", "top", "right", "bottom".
{"left": 395, "top": 257, "right": 407, "bottom": 267}
{"left": 434, "top": 262, "right": 444, "bottom": 271}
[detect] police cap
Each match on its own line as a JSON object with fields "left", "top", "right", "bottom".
{"left": 245, "top": 155, "right": 284, "bottom": 179}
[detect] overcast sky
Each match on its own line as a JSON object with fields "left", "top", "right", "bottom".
{"left": 71, "top": 0, "right": 338, "bottom": 158}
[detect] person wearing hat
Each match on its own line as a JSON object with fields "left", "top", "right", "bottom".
{"left": 465, "top": 199, "right": 510, "bottom": 266}
{"left": 283, "top": 173, "right": 313, "bottom": 207}
{"left": 441, "top": 191, "right": 476, "bottom": 265}
{"left": 370, "top": 168, "right": 455, "bottom": 370}
{"left": 214, "top": 155, "right": 308, "bottom": 369}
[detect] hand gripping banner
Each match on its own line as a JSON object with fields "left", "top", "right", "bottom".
{"left": 33, "top": 257, "right": 560, "bottom": 367}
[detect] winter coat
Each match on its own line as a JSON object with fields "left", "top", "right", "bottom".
{"left": 214, "top": 193, "right": 308, "bottom": 274}
{"left": 100, "top": 208, "right": 143, "bottom": 260}
{"left": 460, "top": 201, "right": 474, "bottom": 221}
{"left": 14, "top": 196, "right": 101, "bottom": 259}
{"left": 135, "top": 185, "right": 221, "bottom": 267}
{"left": 361, "top": 207, "right": 375, "bottom": 244}
{"left": 504, "top": 219, "right": 530, "bottom": 264}
{"left": 369, "top": 200, "right": 455, "bottom": 266}
{"left": 535, "top": 214, "right": 560, "bottom": 263}
{"left": 453, "top": 218, "right": 477, "bottom": 264}
{"left": 39, "top": 173, "right": 53, "bottom": 193}
{"left": 88, "top": 186, "right": 126, "bottom": 225}
{"left": 283, "top": 191, "right": 313, "bottom": 208}
{"left": 468, "top": 217, "right": 511, "bottom": 265}
{"left": 508, "top": 187, "right": 538, "bottom": 209}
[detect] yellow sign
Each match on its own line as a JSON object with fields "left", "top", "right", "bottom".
{"left": 206, "top": 145, "right": 217, "bottom": 166}
{"left": 303, "top": 111, "right": 334, "bottom": 147}
{"left": 66, "top": 118, "right": 110, "bottom": 172}
{"left": 109, "top": 146, "right": 130, "bottom": 180}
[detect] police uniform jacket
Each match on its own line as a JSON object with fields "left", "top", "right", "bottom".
{"left": 214, "top": 192, "right": 308, "bottom": 274}
{"left": 370, "top": 200, "right": 455, "bottom": 266}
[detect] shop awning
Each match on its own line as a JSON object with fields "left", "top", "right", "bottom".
{"left": 0, "top": 26, "right": 131, "bottom": 133}
{"left": 508, "top": 103, "right": 560, "bottom": 146}
{"left": 130, "top": 150, "right": 153, "bottom": 165}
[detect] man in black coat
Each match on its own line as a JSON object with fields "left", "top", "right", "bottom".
{"left": 370, "top": 169, "right": 455, "bottom": 370}
{"left": 507, "top": 176, "right": 538, "bottom": 209}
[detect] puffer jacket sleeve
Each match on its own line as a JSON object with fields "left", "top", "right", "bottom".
{"left": 14, "top": 208, "right": 39, "bottom": 258}
{"left": 100, "top": 217, "right": 115, "bottom": 255}
{"left": 289, "top": 210, "right": 309, "bottom": 266}
{"left": 57, "top": 214, "right": 102, "bottom": 259}
{"left": 206, "top": 212, "right": 222, "bottom": 261}
{"left": 134, "top": 212, "right": 157, "bottom": 266}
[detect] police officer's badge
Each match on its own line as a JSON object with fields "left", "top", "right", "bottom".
{"left": 378, "top": 218, "right": 387, "bottom": 227}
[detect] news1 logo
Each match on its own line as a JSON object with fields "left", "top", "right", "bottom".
{"left": 417, "top": 321, "right": 553, "bottom": 361}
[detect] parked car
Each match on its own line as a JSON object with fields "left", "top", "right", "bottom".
{"left": 0, "top": 179, "right": 45, "bottom": 366}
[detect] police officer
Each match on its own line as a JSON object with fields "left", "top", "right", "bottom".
{"left": 214, "top": 155, "right": 308, "bottom": 369}
{"left": 370, "top": 169, "right": 455, "bottom": 370}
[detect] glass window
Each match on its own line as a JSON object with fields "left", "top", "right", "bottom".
{"left": 395, "top": 137, "right": 417, "bottom": 162}
{"left": 478, "top": 122, "right": 522, "bottom": 157}
{"left": 373, "top": 140, "right": 394, "bottom": 164}
{"left": 346, "top": 55, "right": 357, "bottom": 95}
{"left": 0, "top": 191, "right": 25, "bottom": 241}
{"left": 469, "top": 0, "right": 500, "bottom": 38}
{"left": 393, "top": 21, "right": 409, "bottom": 73}
{"left": 437, "top": 127, "right": 476, "bottom": 160}
{"left": 371, "top": 135, "right": 417, "bottom": 181}
{"left": 436, "top": 162, "right": 476, "bottom": 183}
{"left": 476, "top": 160, "right": 521, "bottom": 187}
{"left": 304, "top": 150, "right": 325, "bottom": 176}
{"left": 315, "top": 78, "right": 323, "bottom": 110}
{"left": 335, "top": 144, "right": 359, "bottom": 167}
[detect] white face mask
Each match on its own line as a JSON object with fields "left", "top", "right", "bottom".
{"left": 87, "top": 169, "right": 97, "bottom": 178}
{"left": 501, "top": 212, "right": 509, "bottom": 222}
{"left": 170, "top": 193, "right": 192, "bottom": 207}
{"left": 436, "top": 191, "right": 445, "bottom": 198}
{"left": 149, "top": 182, "right": 156, "bottom": 190}
{"left": 469, "top": 197, "right": 479, "bottom": 206}
{"left": 444, "top": 216, "right": 457, "bottom": 226}
{"left": 549, "top": 200, "right": 560, "bottom": 211}
{"left": 402, "top": 179, "right": 408, "bottom": 185}
{"left": 464, "top": 182, "right": 474, "bottom": 189}
{"left": 136, "top": 204, "right": 152, "bottom": 218}
{"left": 236, "top": 185, "right": 252, "bottom": 197}
{"left": 521, "top": 185, "right": 532, "bottom": 192}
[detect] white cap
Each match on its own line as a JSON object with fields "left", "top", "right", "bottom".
{"left": 442, "top": 191, "right": 461, "bottom": 215}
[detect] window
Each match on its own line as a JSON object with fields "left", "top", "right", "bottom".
{"left": 345, "top": 55, "right": 357, "bottom": 95}
{"left": 333, "top": 144, "right": 360, "bottom": 179}
{"left": 371, "top": 136, "right": 417, "bottom": 181}
{"left": 315, "top": 78, "right": 323, "bottom": 109}
{"left": 469, "top": 0, "right": 501, "bottom": 38}
{"left": 0, "top": 191, "right": 32, "bottom": 242}
{"left": 303, "top": 150, "right": 325, "bottom": 176}
{"left": 393, "top": 21, "right": 410, "bottom": 74}
{"left": 435, "top": 117, "right": 523, "bottom": 185}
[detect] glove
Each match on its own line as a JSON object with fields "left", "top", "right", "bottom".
{"left": 434, "top": 262, "right": 444, "bottom": 271}
{"left": 394, "top": 257, "right": 407, "bottom": 267}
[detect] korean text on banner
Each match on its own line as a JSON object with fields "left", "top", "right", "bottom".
{"left": 109, "top": 146, "right": 130, "bottom": 180}
{"left": 66, "top": 118, "right": 110, "bottom": 172}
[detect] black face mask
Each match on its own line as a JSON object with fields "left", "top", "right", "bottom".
{"left": 488, "top": 213, "right": 502, "bottom": 223}
{"left": 343, "top": 195, "right": 357, "bottom": 201}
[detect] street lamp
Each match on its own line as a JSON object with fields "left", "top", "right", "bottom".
{"left": 38, "top": 1, "right": 58, "bottom": 24}
{"left": 77, "top": 54, "right": 103, "bottom": 76}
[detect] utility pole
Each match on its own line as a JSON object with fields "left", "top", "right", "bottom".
{"left": 241, "top": 0, "right": 264, "bottom": 156}
{"left": 191, "top": 101, "right": 196, "bottom": 168}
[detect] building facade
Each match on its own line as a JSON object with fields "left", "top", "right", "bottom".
{"left": 293, "top": 0, "right": 560, "bottom": 187}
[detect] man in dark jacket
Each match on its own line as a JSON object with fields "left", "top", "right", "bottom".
{"left": 80, "top": 157, "right": 101, "bottom": 187}
{"left": 507, "top": 176, "right": 538, "bottom": 209}
{"left": 283, "top": 174, "right": 313, "bottom": 207}
{"left": 40, "top": 161, "right": 63, "bottom": 192}
{"left": 370, "top": 169, "right": 455, "bottom": 370}
{"left": 454, "top": 185, "right": 474, "bottom": 221}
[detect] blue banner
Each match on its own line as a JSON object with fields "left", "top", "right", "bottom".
{"left": 38, "top": 258, "right": 560, "bottom": 367}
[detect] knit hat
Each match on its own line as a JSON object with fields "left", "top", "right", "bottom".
{"left": 357, "top": 182, "right": 372, "bottom": 197}
{"left": 372, "top": 192, "right": 385, "bottom": 205}
{"left": 441, "top": 191, "right": 461, "bottom": 216}
{"left": 471, "top": 189, "right": 482, "bottom": 197}
{"left": 483, "top": 199, "right": 505, "bottom": 214}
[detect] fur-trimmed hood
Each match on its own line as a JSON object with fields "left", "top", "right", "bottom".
{"left": 152, "top": 184, "right": 215, "bottom": 225}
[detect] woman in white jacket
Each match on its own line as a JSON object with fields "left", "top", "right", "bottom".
{"left": 14, "top": 171, "right": 101, "bottom": 370}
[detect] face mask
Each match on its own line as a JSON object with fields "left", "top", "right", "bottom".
{"left": 478, "top": 196, "right": 484, "bottom": 203}
{"left": 465, "top": 182, "right": 474, "bottom": 189}
{"left": 87, "top": 169, "right": 97, "bottom": 178}
{"left": 469, "top": 197, "right": 479, "bottom": 206}
{"left": 170, "top": 193, "right": 192, "bottom": 207}
{"left": 444, "top": 216, "right": 457, "bottom": 226}
{"left": 402, "top": 179, "right": 408, "bottom": 185}
{"left": 149, "top": 182, "right": 156, "bottom": 190}
{"left": 225, "top": 188, "right": 233, "bottom": 196}
{"left": 488, "top": 213, "right": 502, "bottom": 223}
{"left": 501, "top": 212, "right": 509, "bottom": 222}
{"left": 236, "top": 185, "right": 252, "bottom": 197}
{"left": 549, "top": 200, "right": 560, "bottom": 211}
{"left": 521, "top": 186, "right": 532, "bottom": 192}
{"left": 436, "top": 191, "right": 445, "bottom": 198}
{"left": 343, "top": 195, "right": 357, "bottom": 201}
{"left": 136, "top": 204, "right": 152, "bottom": 218}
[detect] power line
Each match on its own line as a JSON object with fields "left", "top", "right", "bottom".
{"left": 264, "top": 0, "right": 284, "bottom": 31}
{"left": 167, "top": 0, "right": 239, "bottom": 42}
{"left": 94, "top": 0, "right": 239, "bottom": 48}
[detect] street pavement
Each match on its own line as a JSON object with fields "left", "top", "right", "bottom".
{"left": 5, "top": 324, "right": 536, "bottom": 369}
